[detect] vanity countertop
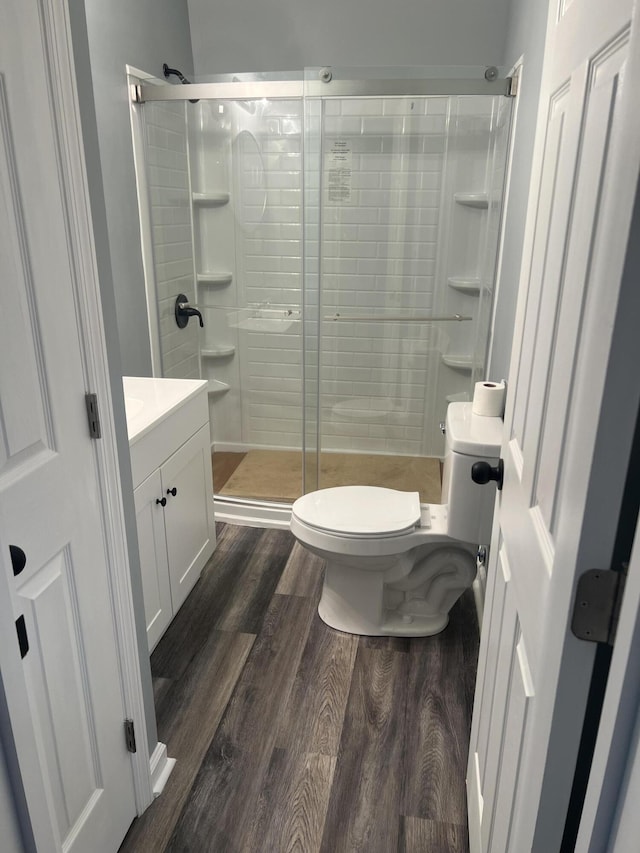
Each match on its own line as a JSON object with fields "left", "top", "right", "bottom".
{"left": 122, "top": 376, "right": 207, "bottom": 446}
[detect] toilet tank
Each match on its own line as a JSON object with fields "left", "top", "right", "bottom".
{"left": 441, "top": 402, "right": 503, "bottom": 544}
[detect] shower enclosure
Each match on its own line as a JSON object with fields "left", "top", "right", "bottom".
{"left": 130, "top": 68, "right": 513, "bottom": 518}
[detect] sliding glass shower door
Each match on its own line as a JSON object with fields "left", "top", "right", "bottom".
{"left": 305, "top": 88, "right": 511, "bottom": 501}
{"left": 190, "top": 97, "right": 306, "bottom": 501}
{"left": 137, "top": 88, "right": 308, "bottom": 501}
{"left": 133, "top": 70, "right": 512, "bottom": 508}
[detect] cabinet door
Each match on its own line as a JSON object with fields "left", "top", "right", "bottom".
{"left": 133, "top": 469, "right": 172, "bottom": 652}
{"left": 162, "top": 423, "right": 216, "bottom": 612}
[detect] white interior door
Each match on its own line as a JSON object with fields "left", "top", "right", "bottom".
{"left": 467, "top": 0, "right": 640, "bottom": 850}
{"left": 0, "top": 2, "right": 137, "bottom": 851}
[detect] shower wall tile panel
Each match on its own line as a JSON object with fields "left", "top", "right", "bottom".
{"left": 230, "top": 101, "right": 304, "bottom": 450}
{"left": 215, "top": 97, "right": 494, "bottom": 454}
{"left": 145, "top": 102, "right": 199, "bottom": 381}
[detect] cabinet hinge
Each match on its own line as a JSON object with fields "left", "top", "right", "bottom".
{"left": 571, "top": 567, "right": 627, "bottom": 646}
{"left": 85, "top": 393, "right": 102, "bottom": 439}
{"left": 124, "top": 719, "right": 137, "bottom": 753}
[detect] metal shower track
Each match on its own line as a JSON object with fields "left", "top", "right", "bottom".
{"left": 132, "top": 76, "right": 513, "bottom": 104}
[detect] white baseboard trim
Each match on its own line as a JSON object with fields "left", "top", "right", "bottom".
{"left": 467, "top": 752, "right": 483, "bottom": 853}
{"left": 213, "top": 498, "right": 292, "bottom": 529}
{"left": 149, "top": 742, "right": 176, "bottom": 799}
{"left": 472, "top": 578, "right": 484, "bottom": 629}
{"left": 472, "top": 560, "right": 487, "bottom": 628}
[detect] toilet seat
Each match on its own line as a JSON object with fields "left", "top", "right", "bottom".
{"left": 292, "top": 486, "right": 421, "bottom": 537}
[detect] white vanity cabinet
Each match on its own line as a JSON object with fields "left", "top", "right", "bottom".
{"left": 133, "top": 468, "right": 172, "bottom": 651}
{"left": 124, "top": 377, "right": 216, "bottom": 652}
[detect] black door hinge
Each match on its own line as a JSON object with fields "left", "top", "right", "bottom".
{"left": 124, "top": 719, "right": 137, "bottom": 753}
{"left": 9, "top": 545, "right": 26, "bottom": 577}
{"left": 15, "top": 615, "right": 29, "bottom": 658}
{"left": 571, "top": 567, "right": 627, "bottom": 646}
{"left": 85, "top": 393, "right": 102, "bottom": 439}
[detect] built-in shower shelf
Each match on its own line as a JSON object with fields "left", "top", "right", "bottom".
{"left": 447, "top": 277, "right": 481, "bottom": 295}
{"left": 208, "top": 380, "right": 231, "bottom": 398}
{"left": 192, "top": 192, "right": 230, "bottom": 207}
{"left": 441, "top": 354, "right": 474, "bottom": 373}
{"left": 454, "top": 192, "right": 489, "bottom": 209}
{"left": 201, "top": 346, "right": 236, "bottom": 359}
{"left": 197, "top": 272, "right": 233, "bottom": 286}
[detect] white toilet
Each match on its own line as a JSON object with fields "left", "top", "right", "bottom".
{"left": 290, "top": 402, "right": 502, "bottom": 637}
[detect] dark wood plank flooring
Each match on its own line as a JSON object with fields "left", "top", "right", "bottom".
{"left": 120, "top": 523, "right": 478, "bottom": 853}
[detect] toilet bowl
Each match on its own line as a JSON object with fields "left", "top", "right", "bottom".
{"left": 290, "top": 402, "right": 502, "bottom": 637}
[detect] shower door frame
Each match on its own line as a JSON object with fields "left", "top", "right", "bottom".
{"left": 132, "top": 76, "right": 514, "bottom": 105}
{"left": 128, "top": 65, "right": 168, "bottom": 377}
{"left": 130, "top": 70, "right": 515, "bottom": 527}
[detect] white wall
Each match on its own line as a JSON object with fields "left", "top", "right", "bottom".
{"left": 488, "top": 0, "right": 548, "bottom": 379}
{"left": 187, "top": 0, "right": 510, "bottom": 75}
{"left": 82, "top": 0, "right": 194, "bottom": 377}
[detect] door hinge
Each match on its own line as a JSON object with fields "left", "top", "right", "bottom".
{"left": 571, "top": 567, "right": 627, "bottom": 646}
{"left": 15, "top": 615, "right": 29, "bottom": 659}
{"left": 508, "top": 74, "right": 519, "bottom": 97}
{"left": 124, "top": 719, "right": 137, "bottom": 753}
{"left": 85, "top": 393, "right": 102, "bottom": 439}
{"left": 131, "top": 83, "right": 144, "bottom": 104}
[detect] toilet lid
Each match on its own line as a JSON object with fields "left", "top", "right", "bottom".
{"left": 292, "top": 486, "right": 421, "bottom": 536}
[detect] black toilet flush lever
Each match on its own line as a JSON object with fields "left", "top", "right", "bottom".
{"left": 471, "top": 459, "right": 504, "bottom": 491}
{"left": 175, "top": 293, "right": 204, "bottom": 328}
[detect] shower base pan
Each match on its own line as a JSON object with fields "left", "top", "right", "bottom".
{"left": 213, "top": 448, "right": 442, "bottom": 505}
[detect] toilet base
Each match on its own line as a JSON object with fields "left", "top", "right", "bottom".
{"left": 318, "top": 594, "right": 449, "bottom": 637}
{"left": 317, "top": 561, "right": 452, "bottom": 637}
{"left": 316, "top": 547, "right": 476, "bottom": 638}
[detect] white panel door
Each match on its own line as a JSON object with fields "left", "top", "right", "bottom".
{"left": 0, "top": 2, "right": 136, "bottom": 851}
{"left": 468, "top": 0, "right": 640, "bottom": 850}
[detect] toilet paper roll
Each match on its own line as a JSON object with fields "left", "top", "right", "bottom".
{"left": 472, "top": 380, "right": 506, "bottom": 417}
